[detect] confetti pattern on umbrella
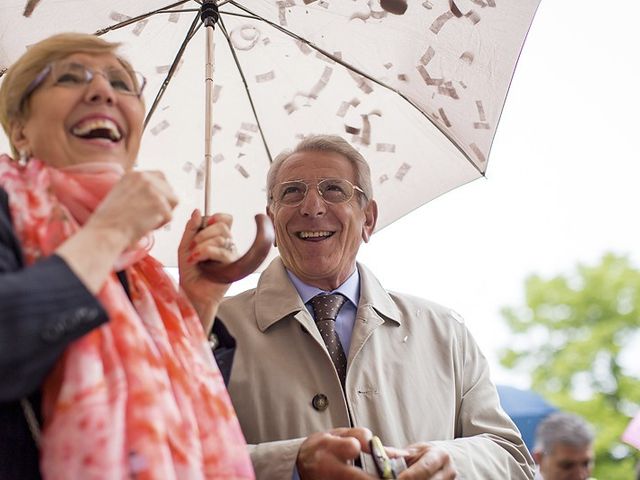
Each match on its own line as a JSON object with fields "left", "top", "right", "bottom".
{"left": 0, "top": 0, "right": 541, "bottom": 265}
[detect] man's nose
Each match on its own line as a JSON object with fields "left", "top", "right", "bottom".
{"left": 572, "top": 466, "right": 590, "bottom": 480}
{"left": 299, "top": 186, "right": 326, "bottom": 217}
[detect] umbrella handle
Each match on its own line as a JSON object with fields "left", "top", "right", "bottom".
{"left": 197, "top": 213, "right": 274, "bottom": 284}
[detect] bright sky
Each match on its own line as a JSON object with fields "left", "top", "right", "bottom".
{"left": 354, "top": 0, "right": 640, "bottom": 385}
{"left": 2, "top": 1, "right": 637, "bottom": 387}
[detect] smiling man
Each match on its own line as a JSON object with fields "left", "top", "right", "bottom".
{"left": 212, "top": 135, "right": 534, "bottom": 480}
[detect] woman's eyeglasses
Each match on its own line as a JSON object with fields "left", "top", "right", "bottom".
{"left": 271, "top": 178, "right": 367, "bottom": 207}
{"left": 21, "top": 61, "right": 147, "bottom": 106}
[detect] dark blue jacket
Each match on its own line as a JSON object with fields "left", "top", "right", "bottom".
{"left": 0, "top": 187, "right": 109, "bottom": 479}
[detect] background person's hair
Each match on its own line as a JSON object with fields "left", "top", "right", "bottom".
{"left": 266, "top": 134, "right": 373, "bottom": 207}
{"left": 534, "top": 412, "right": 595, "bottom": 454}
{"left": 0, "top": 32, "right": 138, "bottom": 157}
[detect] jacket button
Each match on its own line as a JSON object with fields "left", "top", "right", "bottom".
{"left": 312, "top": 394, "right": 329, "bottom": 411}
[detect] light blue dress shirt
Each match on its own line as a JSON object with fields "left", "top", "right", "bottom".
{"left": 286, "top": 268, "right": 360, "bottom": 354}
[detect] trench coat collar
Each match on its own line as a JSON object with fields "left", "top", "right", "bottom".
{"left": 255, "top": 257, "right": 308, "bottom": 332}
{"left": 255, "top": 257, "right": 402, "bottom": 332}
{"left": 356, "top": 262, "right": 402, "bottom": 326}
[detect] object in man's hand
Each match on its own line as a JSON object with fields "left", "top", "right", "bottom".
{"left": 370, "top": 435, "right": 407, "bottom": 479}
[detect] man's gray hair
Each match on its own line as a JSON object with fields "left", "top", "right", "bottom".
{"left": 266, "top": 134, "right": 373, "bottom": 206}
{"left": 534, "top": 412, "right": 594, "bottom": 454}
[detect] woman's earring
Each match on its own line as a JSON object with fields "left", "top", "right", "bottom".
{"left": 18, "top": 150, "right": 29, "bottom": 167}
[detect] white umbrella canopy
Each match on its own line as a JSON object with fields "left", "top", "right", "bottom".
{"left": 0, "top": 0, "right": 540, "bottom": 266}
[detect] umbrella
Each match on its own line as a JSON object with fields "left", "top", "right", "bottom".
{"left": 0, "top": 1, "right": 540, "bottom": 267}
{"left": 497, "top": 384, "right": 558, "bottom": 452}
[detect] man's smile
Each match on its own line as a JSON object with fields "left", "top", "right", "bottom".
{"left": 296, "top": 230, "right": 335, "bottom": 241}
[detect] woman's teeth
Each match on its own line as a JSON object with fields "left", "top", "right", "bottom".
{"left": 71, "top": 119, "right": 122, "bottom": 141}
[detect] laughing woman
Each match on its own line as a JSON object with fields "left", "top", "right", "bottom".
{"left": 0, "top": 33, "right": 254, "bottom": 479}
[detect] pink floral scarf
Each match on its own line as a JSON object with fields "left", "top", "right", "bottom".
{"left": 0, "top": 155, "right": 254, "bottom": 479}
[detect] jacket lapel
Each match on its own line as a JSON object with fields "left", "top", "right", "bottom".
{"left": 347, "top": 263, "right": 402, "bottom": 365}
{"left": 254, "top": 257, "right": 325, "bottom": 346}
{"left": 253, "top": 259, "right": 404, "bottom": 364}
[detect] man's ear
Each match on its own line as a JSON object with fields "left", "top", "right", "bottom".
{"left": 266, "top": 205, "right": 277, "bottom": 247}
{"left": 361, "top": 199, "right": 378, "bottom": 243}
{"left": 532, "top": 450, "right": 543, "bottom": 466}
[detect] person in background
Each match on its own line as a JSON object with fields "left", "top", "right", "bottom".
{"left": 0, "top": 33, "right": 253, "bottom": 479}
{"left": 211, "top": 134, "right": 534, "bottom": 479}
{"left": 533, "top": 412, "right": 595, "bottom": 480}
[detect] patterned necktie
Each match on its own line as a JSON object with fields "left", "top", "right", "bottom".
{"left": 310, "top": 293, "right": 348, "bottom": 386}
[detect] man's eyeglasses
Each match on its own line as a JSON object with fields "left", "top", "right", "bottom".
{"left": 21, "top": 61, "right": 147, "bottom": 106}
{"left": 271, "top": 178, "right": 367, "bottom": 207}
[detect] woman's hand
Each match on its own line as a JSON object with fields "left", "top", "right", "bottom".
{"left": 88, "top": 171, "right": 178, "bottom": 247}
{"left": 178, "top": 209, "right": 237, "bottom": 332}
{"left": 57, "top": 171, "right": 178, "bottom": 294}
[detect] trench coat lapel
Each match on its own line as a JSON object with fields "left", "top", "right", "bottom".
{"left": 254, "top": 257, "right": 325, "bottom": 346}
{"left": 253, "top": 258, "right": 404, "bottom": 362}
{"left": 347, "top": 263, "right": 402, "bottom": 365}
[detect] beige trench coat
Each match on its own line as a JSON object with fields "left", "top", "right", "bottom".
{"left": 217, "top": 258, "right": 534, "bottom": 479}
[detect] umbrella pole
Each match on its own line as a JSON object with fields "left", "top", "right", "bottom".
{"left": 202, "top": 1, "right": 218, "bottom": 217}
{"left": 197, "top": 1, "right": 274, "bottom": 283}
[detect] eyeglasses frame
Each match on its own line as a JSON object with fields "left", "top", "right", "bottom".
{"left": 19, "top": 60, "right": 147, "bottom": 110}
{"left": 270, "top": 177, "right": 368, "bottom": 208}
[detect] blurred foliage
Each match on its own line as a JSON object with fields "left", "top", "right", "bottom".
{"left": 500, "top": 253, "right": 640, "bottom": 478}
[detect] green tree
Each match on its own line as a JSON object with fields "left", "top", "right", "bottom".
{"left": 500, "top": 253, "right": 640, "bottom": 478}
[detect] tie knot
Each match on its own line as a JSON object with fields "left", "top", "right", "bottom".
{"left": 310, "top": 293, "right": 347, "bottom": 323}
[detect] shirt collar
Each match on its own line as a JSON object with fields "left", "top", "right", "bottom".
{"left": 286, "top": 269, "right": 360, "bottom": 308}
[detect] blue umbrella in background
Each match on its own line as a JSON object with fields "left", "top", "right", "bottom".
{"left": 497, "top": 385, "right": 558, "bottom": 452}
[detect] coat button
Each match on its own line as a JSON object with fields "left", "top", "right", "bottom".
{"left": 312, "top": 393, "right": 329, "bottom": 411}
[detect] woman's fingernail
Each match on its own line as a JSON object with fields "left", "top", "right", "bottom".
{"left": 188, "top": 241, "right": 196, "bottom": 252}
{"left": 187, "top": 252, "right": 197, "bottom": 264}
{"left": 207, "top": 216, "right": 217, "bottom": 226}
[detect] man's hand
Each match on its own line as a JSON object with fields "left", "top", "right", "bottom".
{"left": 397, "top": 443, "right": 457, "bottom": 479}
{"left": 297, "top": 427, "right": 375, "bottom": 480}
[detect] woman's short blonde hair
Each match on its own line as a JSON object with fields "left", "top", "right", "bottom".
{"left": 0, "top": 32, "right": 138, "bottom": 156}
